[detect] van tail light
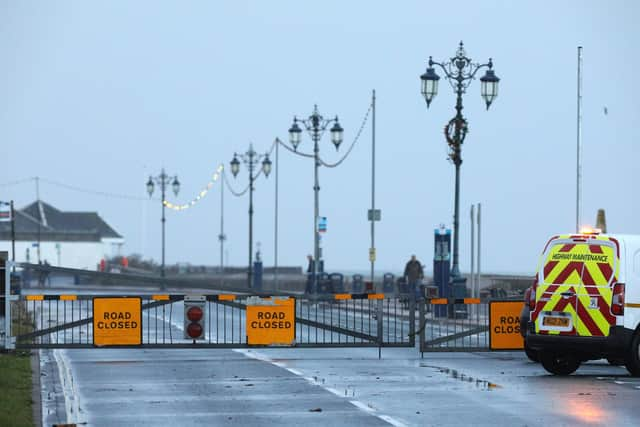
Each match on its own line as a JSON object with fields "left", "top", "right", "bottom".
{"left": 612, "top": 283, "right": 625, "bottom": 316}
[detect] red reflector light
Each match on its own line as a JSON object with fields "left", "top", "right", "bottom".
{"left": 187, "top": 322, "right": 203, "bottom": 338}
{"left": 187, "top": 306, "right": 203, "bottom": 321}
{"left": 612, "top": 283, "right": 625, "bottom": 316}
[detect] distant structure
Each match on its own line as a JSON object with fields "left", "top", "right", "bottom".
{"left": 0, "top": 200, "right": 124, "bottom": 270}
{"left": 596, "top": 209, "right": 607, "bottom": 233}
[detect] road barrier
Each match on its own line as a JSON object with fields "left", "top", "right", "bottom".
{"left": 418, "top": 298, "right": 524, "bottom": 353}
{"left": 4, "top": 291, "right": 416, "bottom": 350}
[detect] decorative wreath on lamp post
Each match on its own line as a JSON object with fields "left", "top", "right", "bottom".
{"left": 444, "top": 117, "right": 469, "bottom": 162}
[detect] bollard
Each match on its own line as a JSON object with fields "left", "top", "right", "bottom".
{"left": 329, "top": 273, "right": 344, "bottom": 293}
{"left": 364, "top": 280, "right": 374, "bottom": 293}
{"left": 351, "top": 274, "right": 364, "bottom": 293}
{"left": 382, "top": 273, "right": 395, "bottom": 293}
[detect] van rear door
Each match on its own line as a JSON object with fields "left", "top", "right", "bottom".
{"left": 534, "top": 236, "right": 618, "bottom": 337}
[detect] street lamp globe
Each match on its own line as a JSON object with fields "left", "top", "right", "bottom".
{"left": 230, "top": 155, "right": 240, "bottom": 178}
{"left": 420, "top": 64, "right": 440, "bottom": 108}
{"left": 288, "top": 120, "right": 302, "bottom": 151}
{"left": 171, "top": 177, "right": 180, "bottom": 196}
{"left": 146, "top": 177, "right": 154, "bottom": 197}
{"left": 330, "top": 119, "right": 343, "bottom": 150}
{"left": 262, "top": 155, "right": 272, "bottom": 177}
{"left": 480, "top": 68, "right": 500, "bottom": 110}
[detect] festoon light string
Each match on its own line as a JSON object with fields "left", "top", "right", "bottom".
{"left": 163, "top": 164, "right": 224, "bottom": 210}
{"left": 276, "top": 100, "right": 372, "bottom": 167}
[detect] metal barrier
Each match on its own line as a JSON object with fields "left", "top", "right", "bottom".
{"left": 5, "top": 292, "right": 415, "bottom": 350}
{"left": 419, "top": 298, "right": 490, "bottom": 353}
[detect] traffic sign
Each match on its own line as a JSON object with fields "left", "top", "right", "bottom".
{"left": 369, "top": 247, "right": 376, "bottom": 262}
{"left": 93, "top": 297, "right": 142, "bottom": 346}
{"left": 489, "top": 301, "right": 524, "bottom": 350}
{"left": 318, "top": 216, "right": 327, "bottom": 233}
{"left": 246, "top": 297, "right": 295, "bottom": 346}
{"left": 367, "top": 209, "right": 381, "bottom": 221}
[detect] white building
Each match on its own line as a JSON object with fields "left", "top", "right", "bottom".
{"left": 0, "top": 200, "right": 124, "bottom": 270}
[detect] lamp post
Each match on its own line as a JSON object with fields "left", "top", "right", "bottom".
{"left": 230, "top": 144, "right": 272, "bottom": 288}
{"left": 146, "top": 169, "right": 180, "bottom": 279}
{"left": 288, "top": 105, "right": 343, "bottom": 293}
{"left": 420, "top": 41, "right": 499, "bottom": 286}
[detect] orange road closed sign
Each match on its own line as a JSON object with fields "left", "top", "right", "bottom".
{"left": 489, "top": 301, "right": 524, "bottom": 350}
{"left": 93, "top": 297, "right": 142, "bottom": 346}
{"left": 246, "top": 297, "right": 295, "bottom": 346}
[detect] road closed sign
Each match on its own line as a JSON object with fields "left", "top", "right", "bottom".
{"left": 246, "top": 297, "right": 295, "bottom": 346}
{"left": 93, "top": 297, "right": 142, "bottom": 346}
{"left": 489, "top": 301, "right": 524, "bottom": 350}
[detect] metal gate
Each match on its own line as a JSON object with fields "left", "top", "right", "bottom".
{"left": 4, "top": 292, "right": 415, "bottom": 350}
{"left": 419, "top": 298, "right": 491, "bottom": 352}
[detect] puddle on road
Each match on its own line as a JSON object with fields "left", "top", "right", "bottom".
{"left": 420, "top": 364, "right": 501, "bottom": 391}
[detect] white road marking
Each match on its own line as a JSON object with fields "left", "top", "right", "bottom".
{"left": 235, "top": 349, "right": 407, "bottom": 426}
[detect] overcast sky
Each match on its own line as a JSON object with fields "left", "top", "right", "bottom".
{"left": 1, "top": 1, "right": 638, "bottom": 275}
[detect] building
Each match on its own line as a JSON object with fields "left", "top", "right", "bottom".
{"left": 0, "top": 200, "right": 124, "bottom": 270}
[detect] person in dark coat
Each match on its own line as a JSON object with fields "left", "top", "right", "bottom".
{"left": 305, "top": 254, "right": 314, "bottom": 294}
{"left": 404, "top": 255, "right": 424, "bottom": 300}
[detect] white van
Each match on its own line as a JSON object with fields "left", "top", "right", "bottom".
{"left": 526, "top": 232, "right": 640, "bottom": 375}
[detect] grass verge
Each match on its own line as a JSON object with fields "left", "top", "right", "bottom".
{"left": 0, "top": 350, "right": 34, "bottom": 427}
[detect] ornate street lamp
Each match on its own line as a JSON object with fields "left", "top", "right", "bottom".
{"left": 420, "top": 41, "right": 499, "bottom": 287}
{"left": 288, "top": 105, "right": 343, "bottom": 293}
{"left": 147, "top": 169, "right": 180, "bottom": 280}
{"left": 230, "top": 144, "right": 271, "bottom": 288}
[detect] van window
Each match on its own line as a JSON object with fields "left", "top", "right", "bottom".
{"left": 541, "top": 241, "right": 616, "bottom": 285}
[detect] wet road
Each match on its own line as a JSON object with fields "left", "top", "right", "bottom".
{"left": 28, "top": 286, "right": 640, "bottom": 426}
{"left": 40, "top": 345, "right": 640, "bottom": 426}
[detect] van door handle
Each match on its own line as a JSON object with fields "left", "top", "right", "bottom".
{"left": 561, "top": 291, "right": 575, "bottom": 299}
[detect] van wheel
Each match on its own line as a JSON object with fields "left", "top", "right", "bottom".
{"left": 540, "top": 352, "right": 580, "bottom": 375}
{"left": 524, "top": 344, "right": 539, "bottom": 363}
{"left": 625, "top": 332, "right": 640, "bottom": 376}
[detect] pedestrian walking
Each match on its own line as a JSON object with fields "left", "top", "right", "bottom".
{"left": 404, "top": 255, "right": 424, "bottom": 301}
{"left": 305, "top": 254, "right": 315, "bottom": 294}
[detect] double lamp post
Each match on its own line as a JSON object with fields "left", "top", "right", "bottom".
{"left": 146, "top": 169, "right": 180, "bottom": 278}
{"left": 288, "top": 105, "right": 343, "bottom": 293}
{"left": 230, "top": 144, "right": 272, "bottom": 288}
{"left": 420, "top": 41, "right": 499, "bottom": 287}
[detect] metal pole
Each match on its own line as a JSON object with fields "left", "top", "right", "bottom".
{"left": 313, "top": 114, "right": 320, "bottom": 294}
{"left": 370, "top": 90, "right": 376, "bottom": 284}
{"left": 4, "top": 260, "right": 13, "bottom": 349}
{"left": 248, "top": 150, "right": 255, "bottom": 289}
{"left": 576, "top": 46, "right": 583, "bottom": 233}
{"left": 161, "top": 169, "right": 166, "bottom": 279}
{"left": 10, "top": 201, "right": 16, "bottom": 272}
{"left": 274, "top": 139, "right": 279, "bottom": 289}
{"left": 220, "top": 171, "right": 225, "bottom": 285}
{"left": 477, "top": 203, "right": 482, "bottom": 299}
{"left": 470, "top": 204, "right": 475, "bottom": 297}
{"left": 450, "top": 79, "right": 465, "bottom": 284}
{"left": 36, "top": 177, "right": 41, "bottom": 263}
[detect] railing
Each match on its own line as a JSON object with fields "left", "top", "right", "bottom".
{"left": 419, "top": 298, "right": 491, "bottom": 352}
{"left": 7, "top": 292, "right": 415, "bottom": 350}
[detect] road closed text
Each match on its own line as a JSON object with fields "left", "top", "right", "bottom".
{"left": 96, "top": 311, "right": 139, "bottom": 330}
{"left": 494, "top": 315, "right": 520, "bottom": 335}
{"left": 251, "top": 311, "right": 292, "bottom": 329}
